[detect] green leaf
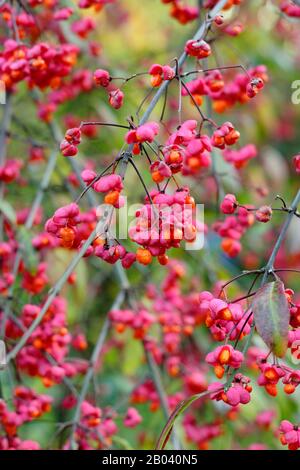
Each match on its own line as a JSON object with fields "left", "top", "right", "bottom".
{"left": 252, "top": 280, "right": 290, "bottom": 358}
{"left": 122, "top": 338, "right": 143, "bottom": 376}
{"left": 0, "top": 200, "right": 16, "bottom": 224}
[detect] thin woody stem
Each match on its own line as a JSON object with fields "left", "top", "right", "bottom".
{"left": 225, "top": 188, "right": 300, "bottom": 388}
{"left": 74, "top": 159, "right": 121, "bottom": 204}
{"left": 111, "top": 71, "right": 149, "bottom": 84}
{"left": 136, "top": 0, "right": 229, "bottom": 127}
{"left": 128, "top": 157, "right": 154, "bottom": 205}
{"left": 222, "top": 190, "right": 300, "bottom": 306}
{"left": 261, "top": 189, "right": 300, "bottom": 282}
{"left": 231, "top": 291, "right": 257, "bottom": 304}
{"left": 274, "top": 268, "right": 300, "bottom": 275}
{"left": 239, "top": 204, "right": 300, "bottom": 217}
{"left": 160, "top": 86, "right": 169, "bottom": 122}
{"left": 80, "top": 121, "right": 130, "bottom": 130}
{"left": 0, "top": 93, "right": 13, "bottom": 240}
{"left": 179, "top": 79, "right": 206, "bottom": 121}
{"left": 219, "top": 270, "right": 262, "bottom": 296}
{"left": 0, "top": 92, "right": 12, "bottom": 165}
{"left": 180, "top": 64, "right": 251, "bottom": 79}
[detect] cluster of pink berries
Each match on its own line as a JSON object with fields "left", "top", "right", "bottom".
{"left": 125, "top": 121, "right": 160, "bottom": 153}
{"left": 206, "top": 345, "right": 244, "bottom": 378}
{"left": 183, "top": 415, "right": 222, "bottom": 450}
{"left": 211, "top": 121, "right": 240, "bottom": 148}
{"left": 279, "top": 420, "right": 300, "bottom": 450}
{"left": 214, "top": 203, "right": 254, "bottom": 257}
{"left": 204, "top": 0, "right": 242, "bottom": 9}
{"left": 148, "top": 63, "right": 175, "bottom": 87}
{"left": 161, "top": 0, "right": 199, "bottom": 25}
{"left": 93, "top": 68, "right": 124, "bottom": 109}
{"left": 199, "top": 293, "right": 252, "bottom": 342}
{"left": 0, "top": 159, "right": 22, "bottom": 184}
{"left": 208, "top": 373, "right": 252, "bottom": 407}
{"left": 6, "top": 298, "right": 88, "bottom": 387}
{"left": 78, "top": 0, "right": 116, "bottom": 9}
{"left": 60, "top": 127, "right": 82, "bottom": 157}
{"left": 109, "top": 308, "right": 155, "bottom": 339}
{"left": 183, "top": 66, "right": 267, "bottom": 113}
{"left": 45, "top": 202, "right": 81, "bottom": 248}
{"left": 68, "top": 400, "right": 116, "bottom": 449}
{"left": 0, "top": 39, "right": 79, "bottom": 90}
{"left": 164, "top": 120, "right": 212, "bottom": 175}
{"left": 82, "top": 171, "right": 124, "bottom": 207}
{"left": 280, "top": 1, "right": 300, "bottom": 18}
{"left": 0, "top": 386, "right": 52, "bottom": 449}
{"left": 185, "top": 39, "right": 211, "bottom": 60}
{"left": 223, "top": 144, "right": 257, "bottom": 169}
{"left": 129, "top": 187, "right": 198, "bottom": 264}
{"left": 257, "top": 359, "right": 300, "bottom": 397}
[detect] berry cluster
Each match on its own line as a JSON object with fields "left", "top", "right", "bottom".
{"left": 0, "top": 387, "right": 52, "bottom": 449}
{"left": 0, "top": 0, "right": 300, "bottom": 452}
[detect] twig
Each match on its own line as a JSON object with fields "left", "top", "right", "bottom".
{"left": 0, "top": 92, "right": 12, "bottom": 165}
{"left": 219, "top": 270, "right": 262, "bottom": 296}
{"left": 80, "top": 121, "right": 130, "bottom": 130}
{"left": 179, "top": 79, "right": 206, "bottom": 121}
{"left": 0, "top": 92, "right": 13, "bottom": 240}
{"left": 181, "top": 64, "right": 251, "bottom": 79}
{"left": 128, "top": 157, "right": 154, "bottom": 205}
{"left": 225, "top": 188, "right": 300, "bottom": 387}
{"left": 261, "top": 189, "right": 300, "bottom": 282}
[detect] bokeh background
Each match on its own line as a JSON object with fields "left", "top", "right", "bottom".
{"left": 1, "top": 0, "right": 300, "bottom": 449}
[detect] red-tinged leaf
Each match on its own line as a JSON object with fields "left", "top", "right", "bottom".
{"left": 252, "top": 280, "right": 290, "bottom": 358}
